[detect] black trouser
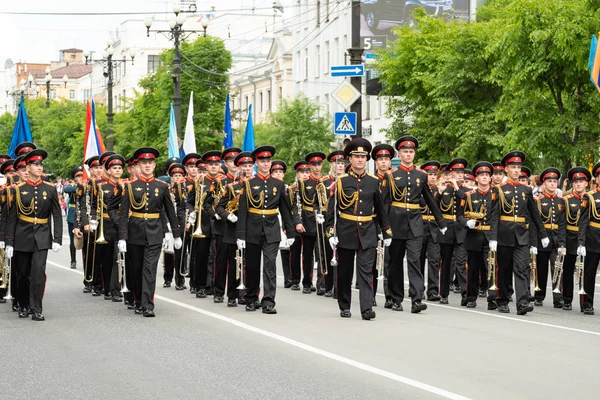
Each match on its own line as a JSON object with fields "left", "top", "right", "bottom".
{"left": 127, "top": 243, "right": 162, "bottom": 311}
{"left": 163, "top": 248, "right": 183, "bottom": 287}
{"left": 191, "top": 238, "right": 211, "bottom": 290}
{"left": 535, "top": 249, "right": 562, "bottom": 305}
{"left": 123, "top": 249, "right": 135, "bottom": 304}
{"left": 561, "top": 254, "right": 577, "bottom": 305}
{"left": 467, "top": 242, "right": 489, "bottom": 302}
{"left": 245, "top": 234, "right": 278, "bottom": 307}
{"left": 183, "top": 233, "right": 194, "bottom": 286}
{"left": 68, "top": 221, "right": 76, "bottom": 263}
{"left": 389, "top": 234, "right": 423, "bottom": 304}
{"left": 94, "top": 240, "right": 116, "bottom": 295}
{"left": 15, "top": 249, "right": 48, "bottom": 314}
{"left": 439, "top": 242, "right": 467, "bottom": 299}
{"left": 207, "top": 236, "right": 216, "bottom": 292}
{"left": 280, "top": 248, "right": 292, "bottom": 284}
{"left": 289, "top": 238, "right": 301, "bottom": 285}
{"left": 224, "top": 243, "right": 240, "bottom": 299}
{"left": 337, "top": 247, "right": 375, "bottom": 313}
{"left": 316, "top": 237, "right": 335, "bottom": 292}
{"left": 420, "top": 232, "right": 440, "bottom": 297}
{"left": 497, "top": 244, "right": 530, "bottom": 307}
{"left": 213, "top": 235, "right": 231, "bottom": 297}
{"left": 582, "top": 250, "right": 600, "bottom": 309}
{"left": 83, "top": 231, "right": 94, "bottom": 287}
{"left": 301, "top": 234, "right": 316, "bottom": 288}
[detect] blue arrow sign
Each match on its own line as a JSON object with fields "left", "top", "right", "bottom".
{"left": 331, "top": 64, "right": 365, "bottom": 77}
{"left": 334, "top": 112, "right": 357, "bottom": 135}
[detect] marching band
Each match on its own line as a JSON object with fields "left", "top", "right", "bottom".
{"left": 0, "top": 136, "right": 599, "bottom": 321}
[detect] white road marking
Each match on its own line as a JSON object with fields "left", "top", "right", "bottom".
{"left": 46, "top": 260, "right": 471, "bottom": 400}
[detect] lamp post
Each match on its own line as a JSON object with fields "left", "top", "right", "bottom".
{"left": 84, "top": 40, "right": 136, "bottom": 151}
{"left": 144, "top": 5, "right": 210, "bottom": 138}
{"left": 43, "top": 66, "right": 68, "bottom": 108}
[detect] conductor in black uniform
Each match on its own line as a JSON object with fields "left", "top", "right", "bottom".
{"left": 5, "top": 149, "right": 62, "bottom": 321}
{"left": 117, "top": 148, "right": 182, "bottom": 317}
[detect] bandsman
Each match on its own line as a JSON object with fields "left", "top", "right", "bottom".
{"left": 288, "top": 161, "right": 310, "bottom": 291}
{"left": 63, "top": 166, "right": 83, "bottom": 269}
{"left": 419, "top": 160, "right": 442, "bottom": 302}
{"left": 270, "top": 160, "right": 293, "bottom": 288}
{"left": 581, "top": 162, "right": 600, "bottom": 315}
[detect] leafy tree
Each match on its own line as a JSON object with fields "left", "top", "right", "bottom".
{"left": 0, "top": 112, "right": 16, "bottom": 151}
{"left": 377, "top": 0, "right": 600, "bottom": 171}
{"left": 253, "top": 94, "right": 333, "bottom": 183}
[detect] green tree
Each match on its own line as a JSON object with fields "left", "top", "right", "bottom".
{"left": 377, "top": 0, "right": 600, "bottom": 171}
{"left": 114, "top": 36, "right": 232, "bottom": 166}
{"left": 253, "top": 94, "right": 333, "bottom": 183}
{"left": 0, "top": 112, "right": 16, "bottom": 151}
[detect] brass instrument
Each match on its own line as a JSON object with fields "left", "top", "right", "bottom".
{"left": 530, "top": 252, "right": 540, "bottom": 292}
{"left": 487, "top": 249, "right": 498, "bottom": 291}
{"left": 118, "top": 251, "right": 130, "bottom": 293}
{"left": 552, "top": 253, "right": 565, "bottom": 292}
{"left": 212, "top": 179, "right": 225, "bottom": 210}
{"left": 376, "top": 238, "right": 385, "bottom": 281}
{"left": 84, "top": 181, "right": 96, "bottom": 284}
{"left": 278, "top": 213, "right": 289, "bottom": 249}
{"left": 95, "top": 184, "right": 107, "bottom": 244}
{"left": 315, "top": 182, "right": 329, "bottom": 275}
{"left": 576, "top": 255, "right": 586, "bottom": 295}
{"left": 236, "top": 248, "right": 246, "bottom": 289}
{"left": 330, "top": 176, "right": 339, "bottom": 267}
{"left": 225, "top": 190, "right": 242, "bottom": 214}
{"left": 192, "top": 182, "right": 207, "bottom": 238}
{"left": 179, "top": 209, "right": 190, "bottom": 277}
{"left": 74, "top": 188, "right": 84, "bottom": 250}
{"left": 1, "top": 252, "right": 13, "bottom": 300}
{"left": 465, "top": 197, "right": 487, "bottom": 227}
{"left": 0, "top": 248, "right": 7, "bottom": 289}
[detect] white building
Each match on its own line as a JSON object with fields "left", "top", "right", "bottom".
{"left": 289, "top": 0, "right": 392, "bottom": 151}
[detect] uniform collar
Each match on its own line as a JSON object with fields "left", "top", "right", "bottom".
{"left": 309, "top": 174, "right": 321, "bottom": 182}
{"left": 186, "top": 176, "right": 196, "bottom": 183}
{"left": 399, "top": 164, "right": 414, "bottom": 172}
{"left": 348, "top": 168, "right": 365, "bottom": 178}
{"left": 477, "top": 188, "right": 489, "bottom": 196}
{"left": 138, "top": 176, "right": 154, "bottom": 183}
{"left": 257, "top": 173, "right": 270, "bottom": 181}
{"left": 572, "top": 191, "right": 585, "bottom": 199}
{"left": 506, "top": 179, "right": 520, "bottom": 187}
{"left": 26, "top": 179, "right": 43, "bottom": 187}
{"left": 226, "top": 172, "right": 236, "bottom": 180}
{"left": 543, "top": 191, "right": 556, "bottom": 199}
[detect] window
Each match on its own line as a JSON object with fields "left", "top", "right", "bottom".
{"left": 82, "top": 89, "right": 91, "bottom": 100}
{"left": 69, "top": 89, "right": 75, "bottom": 100}
{"left": 334, "top": 37, "right": 339, "bottom": 66}
{"left": 324, "top": 94, "right": 329, "bottom": 115}
{"left": 324, "top": 41, "right": 330, "bottom": 73}
{"left": 267, "top": 89, "right": 271, "bottom": 111}
{"left": 343, "top": 34, "right": 348, "bottom": 56}
{"left": 259, "top": 92, "right": 263, "bottom": 112}
{"left": 296, "top": 51, "right": 301, "bottom": 81}
{"left": 315, "top": 45, "right": 320, "bottom": 78}
{"left": 244, "top": 95, "right": 249, "bottom": 111}
{"left": 304, "top": 49, "right": 309, "bottom": 80}
{"left": 50, "top": 89, "right": 56, "bottom": 99}
{"left": 147, "top": 55, "right": 161, "bottom": 74}
{"left": 278, "top": 86, "right": 283, "bottom": 104}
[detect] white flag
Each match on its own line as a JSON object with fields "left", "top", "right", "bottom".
{"left": 182, "top": 92, "right": 196, "bottom": 156}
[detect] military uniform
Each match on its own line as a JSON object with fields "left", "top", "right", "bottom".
{"left": 270, "top": 160, "right": 293, "bottom": 289}
{"left": 162, "top": 163, "right": 188, "bottom": 290}
{"left": 5, "top": 149, "right": 63, "bottom": 321}
{"left": 531, "top": 168, "right": 566, "bottom": 308}
{"left": 180, "top": 153, "right": 201, "bottom": 293}
{"left": 561, "top": 168, "right": 590, "bottom": 310}
{"left": 582, "top": 163, "right": 600, "bottom": 315}
{"left": 236, "top": 146, "right": 295, "bottom": 314}
{"left": 288, "top": 161, "right": 310, "bottom": 291}
{"left": 117, "top": 148, "right": 181, "bottom": 316}
{"left": 63, "top": 166, "right": 83, "bottom": 269}
{"left": 419, "top": 161, "right": 442, "bottom": 301}
{"left": 489, "top": 151, "right": 547, "bottom": 315}
{"left": 325, "top": 139, "right": 392, "bottom": 320}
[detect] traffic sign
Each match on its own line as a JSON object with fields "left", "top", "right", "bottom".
{"left": 331, "top": 64, "right": 365, "bottom": 77}
{"left": 334, "top": 112, "right": 357, "bottom": 135}
{"left": 331, "top": 80, "right": 362, "bottom": 109}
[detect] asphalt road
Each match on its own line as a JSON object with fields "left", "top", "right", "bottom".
{"left": 2, "top": 240, "right": 600, "bottom": 400}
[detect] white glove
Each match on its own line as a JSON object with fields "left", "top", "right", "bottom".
{"left": 316, "top": 213, "right": 325, "bottom": 224}
{"left": 227, "top": 214, "right": 238, "bottom": 223}
{"left": 165, "top": 238, "right": 174, "bottom": 254}
{"left": 0, "top": 241, "right": 5, "bottom": 249}
{"left": 174, "top": 237, "right": 182, "bottom": 250}
{"left": 165, "top": 232, "right": 174, "bottom": 242}
{"left": 286, "top": 238, "right": 295, "bottom": 247}
{"left": 236, "top": 239, "right": 246, "bottom": 249}
{"left": 541, "top": 237, "right": 550, "bottom": 248}
{"left": 89, "top": 219, "right": 98, "bottom": 231}
{"left": 558, "top": 247, "right": 567, "bottom": 256}
{"left": 5, "top": 245, "right": 13, "bottom": 258}
{"left": 162, "top": 237, "right": 169, "bottom": 251}
{"left": 214, "top": 214, "right": 222, "bottom": 220}
{"left": 466, "top": 220, "right": 477, "bottom": 229}
{"left": 577, "top": 245, "right": 586, "bottom": 257}
{"left": 489, "top": 240, "right": 498, "bottom": 252}
{"left": 118, "top": 240, "right": 127, "bottom": 253}
{"left": 378, "top": 233, "right": 383, "bottom": 240}
{"left": 440, "top": 227, "right": 448, "bottom": 235}
{"left": 188, "top": 211, "right": 197, "bottom": 225}
{"left": 383, "top": 238, "right": 392, "bottom": 247}
{"left": 530, "top": 246, "right": 538, "bottom": 255}
{"left": 329, "top": 236, "right": 339, "bottom": 250}
{"left": 52, "top": 242, "right": 61, "bottom": 252}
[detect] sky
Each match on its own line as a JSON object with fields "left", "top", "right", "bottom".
{"left": 0, "top": 0, "right": 285, "bottom": 68}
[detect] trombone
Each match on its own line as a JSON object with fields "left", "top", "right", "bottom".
{"left": 530, "top": 252, "right": 540, "bottom": 292}
{"left": 487, "top": 249, "right": 498, "bottom": 291}
{"left": 552, "top": 253, "right": 565, "bottom": 293}
{"left": 118, "top": 252, "right": 130, "bottom": 293}
{"left": 0, "top": 250, "right": 13, "bottom": 300}
{"left": 575, "top": 255, "right": 586, "bottom": 295}
{"left": 315, "top": 183, "right": 329, "bottom": 275}
{"left": 179, "top": 209, "right": 190, "bottom": 277}
{"left": 95, "top": 185, "right": 107, "bottom": 244}
{"left": 236, "top": 248, "right": 246, "bottom": 290}
{"left": 376, "top": 238, "right": 385, "bottom": 281}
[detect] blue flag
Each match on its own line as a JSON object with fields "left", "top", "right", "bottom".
{"left": 242, "top": 104, "right": 255, "bottom": 152}
{"left": 8, "top": 99, "right": 33, "bottom": 158}
{"left": 167, "top": 103, "right": 179, "bottom": 159}
{"left": 222, "top": 94, "right": 233, "bottom": 150}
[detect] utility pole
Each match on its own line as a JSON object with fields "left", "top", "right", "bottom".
{"left": 349, "top": 0, "right": 364, "bottom": 138}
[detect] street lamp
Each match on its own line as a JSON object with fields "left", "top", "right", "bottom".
{"left": 144, "top": 6, "right": 210, "bottom": 138}
{"left": 43, "top": 69, "right": 68, "bottom": 108}
{"left": 84, "top": 39, "right": 135, "bottom": 151}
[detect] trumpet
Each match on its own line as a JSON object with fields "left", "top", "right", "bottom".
{"left": 95, "top": 186, "right": 107, "bottom": 244}
{"left": 118, "top": 252, "right": 130, "bottom": 293}
{"left": 315, "top": 183, "right": 329, "bottom": 275}
{"left": 236, "top": 248, "right": 246, "bottom": 290}
{"left": 552, "top": 253, "right": 565, "bottom": 292}
{"left": 0, "top": 248, "right": 12, "bottom": 300}
{"left": 487, "top": 249, "right": 498, "bottom": 291}
{"left": 0, "top": 247, "right": 5, "bottom": 288}
{"left": 576, "top": 255, "right": 586, "bottom": 295}
{"left": 376, "top": 238, "right": 385, "bottom": 281}
{"left": 530, "top": 252, "right": 540, "bottom": 292}
{"left": 192, "top": 182, "right": 207, "bottom": 238}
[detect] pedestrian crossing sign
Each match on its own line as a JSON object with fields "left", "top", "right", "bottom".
{"left": 334, "top": 112, "right": 357, "bottom": 135}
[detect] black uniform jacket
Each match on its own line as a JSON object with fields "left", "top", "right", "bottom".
{"left": 584, "top": 189, "right": 600, "bottom": 250}
{"left": 458, "top": 188, "right": 493, "bottom": 252}
{"left": 434, "top": 183, "right": 466, "bottom": 245}
{"left": 563, "top": 192, "right": 588, "bottom": 255}
{"left": 529, "top": 192, "right": 566, "bottom": 251}
{"left": 185, "top": 176, "right": 216, "bottom": 239}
